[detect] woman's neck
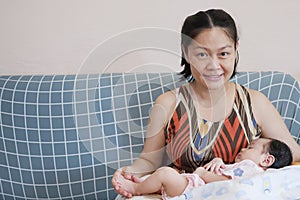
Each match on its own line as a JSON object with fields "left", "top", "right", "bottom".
{"left": 189, "top": 81, "right": 234, "bottom": 108}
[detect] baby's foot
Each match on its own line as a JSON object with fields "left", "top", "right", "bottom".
{"left": 116, "top": 174, "right": 138, "bottom": 195}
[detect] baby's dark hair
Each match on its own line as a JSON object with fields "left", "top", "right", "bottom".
{"left": 264, "top": 139, "right": 293, "bottom": 168}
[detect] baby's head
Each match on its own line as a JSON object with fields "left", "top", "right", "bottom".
{"left": 235, "top": 138, "right": 293, "bottom": 169}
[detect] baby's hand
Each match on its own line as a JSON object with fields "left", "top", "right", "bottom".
{"left": 204, "top": 158, "right": 225, "bottom": 175}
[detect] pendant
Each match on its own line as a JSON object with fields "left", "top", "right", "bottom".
{"left": 199, "top": 119, "right": 211, "bottom": 137}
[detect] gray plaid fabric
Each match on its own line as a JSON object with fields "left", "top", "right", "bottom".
{"left": 0, "top": 71, "right": 299, "bottom": 199}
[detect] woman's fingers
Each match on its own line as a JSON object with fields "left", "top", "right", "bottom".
{"left": 112, "top": 168, "right": 122, "bottom": 187}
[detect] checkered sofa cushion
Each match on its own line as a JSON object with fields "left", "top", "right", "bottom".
{"left": 0, "top": 71, "right": 299, "bottom": 200}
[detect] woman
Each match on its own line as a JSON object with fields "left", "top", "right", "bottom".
{"left": 113, "top": 9, "right": 300, "bottom": 198}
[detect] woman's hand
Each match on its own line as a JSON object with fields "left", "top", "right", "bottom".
{"left": 112, "top": 167, "right": 142, "bottom": 198}
{"left": 204, "top": 157, "right": 225, "bottom": 175}
{"left": 112, "top": 168, "right": 130, "bottom": 197}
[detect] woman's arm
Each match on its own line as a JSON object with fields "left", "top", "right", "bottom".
{"left": 125, "top": 90, "right": 177, "bottom": 176}
{"left": 250, "top": 89, "right": 300, "bottom": 162}
{"left": 112, "top": 90, "right": 177, "bottom": 197}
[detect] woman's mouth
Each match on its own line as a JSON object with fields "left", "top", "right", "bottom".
{"left": 204, "top": 74, "right": 223, "bottom": 81}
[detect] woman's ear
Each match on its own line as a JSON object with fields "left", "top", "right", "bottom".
{"left": 261, "top": 154, "right": 275, "bottom": 168}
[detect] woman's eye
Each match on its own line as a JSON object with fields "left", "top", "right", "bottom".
{"left": 220, "top": 52, "right": 229, "bottom": 57}
{"left": 197, "top": 52, "right": 207, "bottom": 58}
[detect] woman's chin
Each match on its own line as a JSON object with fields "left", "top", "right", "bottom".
{"left": 205, "top": 81, "right": 226, "bottom": 91}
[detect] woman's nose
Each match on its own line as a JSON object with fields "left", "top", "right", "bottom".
{"left": 207, "top": 55, "right": 220, "bottom": 69}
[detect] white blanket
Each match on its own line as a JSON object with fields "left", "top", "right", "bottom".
{"left": 171, "top": 165, "right": 300, "bottom": 200}
{"left": 117, "top": 165, "right": 300, "bottom": 200}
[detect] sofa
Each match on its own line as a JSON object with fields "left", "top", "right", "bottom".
{"left": 0, "top": 71, "right": 299, "bottom": 200}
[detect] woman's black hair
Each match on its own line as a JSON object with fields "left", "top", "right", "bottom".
{"left": 180, "top": 9, "right": 239, "bottom": 80}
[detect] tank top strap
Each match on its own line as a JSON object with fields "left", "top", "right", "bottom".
{"left": 234, "top": 84, "right": 261, "bottom": 140}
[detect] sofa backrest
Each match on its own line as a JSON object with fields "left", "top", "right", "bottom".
{"left": 0, "top": 71, "right": 299, "bottom": 200}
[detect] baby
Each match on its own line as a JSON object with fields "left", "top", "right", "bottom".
{"left": 115, "top": 138, "right": 293, "bottom": 199}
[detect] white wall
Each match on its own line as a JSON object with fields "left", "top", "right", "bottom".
{"left": 0, "top": 0, "right": 299, "bottom": 80}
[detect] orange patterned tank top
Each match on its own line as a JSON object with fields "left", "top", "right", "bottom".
{"left": 164, "top": 83, "right": 261, "bottom": 173}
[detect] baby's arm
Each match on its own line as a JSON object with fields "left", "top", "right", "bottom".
{"left": 193, "top": 167, "right": 230, "bottom": 183}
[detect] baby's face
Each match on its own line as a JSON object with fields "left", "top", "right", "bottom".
{"left": 235, "top": 138, "right": 271, "bottom": 165}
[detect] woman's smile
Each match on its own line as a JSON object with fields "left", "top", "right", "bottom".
{"left": 203, "top": 73, "right": 224, "bottom": 81}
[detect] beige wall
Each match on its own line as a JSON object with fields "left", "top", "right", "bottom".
{"left": 0, "top": 0, "right": 299, "bottom": 81}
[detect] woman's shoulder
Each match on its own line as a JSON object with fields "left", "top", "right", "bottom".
{"left": 240, "top": 85, "right": 274, "bottom": 126}
{"left": 155, "top": 89, "right": 177, "bottom": 105}
{"left": 245, "top": 87, "right": 270, "bottom": 104}
{"left": 154, "top": 87, "right": 183, "bottom": 116}
{"left": 150, "top": 89, "right": 178, "bottom": 127}
{"left": 156, "top": 83, "right": 189, "bottom": 103}
{"left": 235, "top": 84, "right": 269, "bottom": 102}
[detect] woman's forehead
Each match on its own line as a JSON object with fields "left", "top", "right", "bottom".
{"left": 189, "top": 28, "right": 235, "bottom": 49}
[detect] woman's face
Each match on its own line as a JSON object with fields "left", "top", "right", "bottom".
{"left": 185, "top": 27, "right": 237, "bottom": 90}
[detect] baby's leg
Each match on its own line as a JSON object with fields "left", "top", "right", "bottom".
{"left": 155, "top": 167, "right": 188, "bottom": 197}
{"left": 117, "top": 166, "right": 188, "bottom": 197}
